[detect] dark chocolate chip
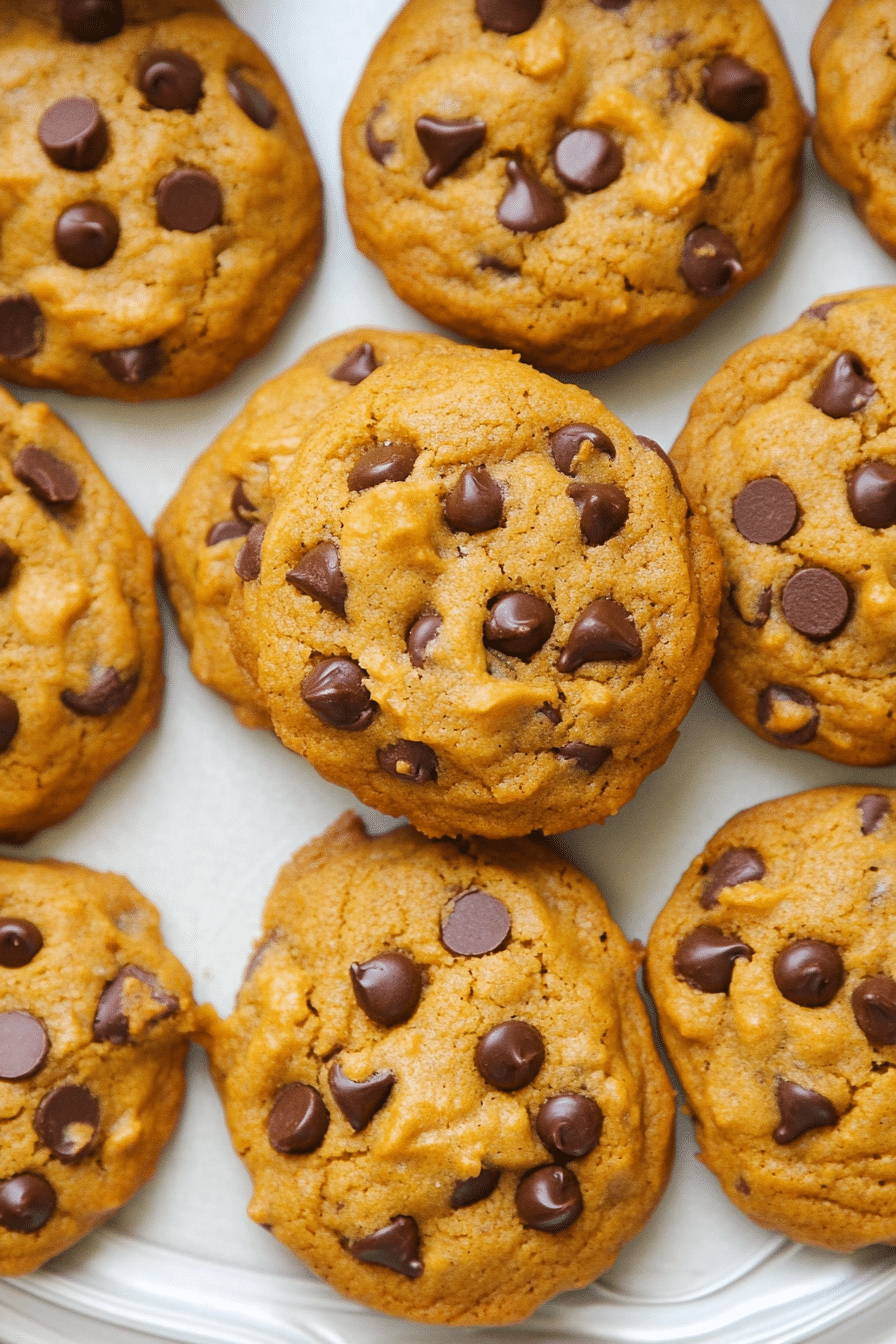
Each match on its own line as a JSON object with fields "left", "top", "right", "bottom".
{"left": 475, "top": 1020, "right": 544, "bottom": 1091}
{"left": 444, "top": 466, "right": 503, "bottom": 532}
{"left": 498, "top": 158, "right": 565, "bottom": 232}
{"left": 536, "top": 1094, "right": 603, "bottom": 1161}
{"left": 33, "top": 1085, "right": 99, "bottom": 1160}
{"left": 848, "top": 461, "right": 896, "bottom": 529}
{"left": 235, "top": 522, "right": 265, "bottom": 582}
{"left": 156, "top": 168, "right": 222, "bottom": 232}
{"left": 757, "top": 685, "right": 820, "bottom": 746}
{"left": 554, "top": 742, "right": 610, "bottom": 772}
{"left": 61, "top": 668, "right": 138, "bottom": 716}
{"left": 0, "top": 918, "right": 42, "bottom": 969}
{"left": 346, "top": 1216, "right": 423, "bottom": 1278}
{"left": 774, "top": 940, "right": 844, "bottom": 1007}
{"left": 557, "top": 598, "right": 641, "bottom": 672}
{"left": 93, "top": 965, "right": 178, "bottom": 1044}
{"left": 859, "top": 794, "right": 890, "bottom": 835}
{"left": 674, "top": 926, "right": 754, "bottom": 993}
{"left": 0, "top": 694, "right": 18, "bottom": 754}
{"left": 553, "top": 128, "right": 622, "bottom": 192}
{"left": 539, "top": 703, "right": 562, "bottom": 725}
{"left": 852, "top": 976, "right": 896, "bottom": 1046}
{"left": 479, "top": 254, "right": 520, "bottom": 275}
{"left": 729, "top": 584, "right": 773, "bottom": 628}
{"left": 286, "top": 542, "right": 347, "bottom": 617}
{"left": 516, "top": 1165, "right": 582, "bottom": 1231}
{"left": 38, "top": 97, "right": 108, "bottom": 170}
{"left": 97, "top": 341, "right": 163, "bottom": 386}
{"left": 138, "top": 50, "right": 203, "bottom": 112}
{"left": 702, "top": 55, "right": 768, "bottom": 122}
{"left": 55, "top": 202, "right": 119, "bottom": 268}
{"left": 476, "top": 0, "right": 542, "bottom": 33}
{"left": 681, "top": 225, "right": 743, "bottom": 297}
{"left": 227, "top": 72, "right": 276, "bottom": 129}
{"left": 811, "top": 352, "right": 876, "bottom": 418}
{"left": 329, "top": 1062, "right": 395, "bottom": 1131}
{"left": 0, "top": 1173, "right": 56, "bottom": 1233}
{"left": 550, "top": 423, "right": 614, "bottom": 475}
{"left": 206, "top": 518, "right": 250, "bottom": 546}
{"left": 0, "top": 1011, "right": 49, "bottom": 1080}
{"left": 701, "top": 848, "right": 765, "bottom": 909}
{"left": 484, "top": 592, "right": 554, "bottom": 658}
{"left": 567, "top": 482, "right": 628, "bottom": 545}
{"left": 267, "top": 1082, "right": 329, "bottom": 1153}
{"left": 332, "top": 342, "right": 378, "bottom": 385}
{"left": 365, "top": 106, "right": 394, "bottom": 164}
{"left": 377, "top": 740, "right": 438, "bottom": 785}
{"left": 348, "top": 442, "right": 417, "bottom": 491}
{"left": 451, "top": 1166, "right": 501, "bottom": 1209}
{"left": 231, "top": 481, "right": 256, "bottom": 522}
{"left": 732, "top": 478, "right": 798, "bottom": 545}
{"left": 416, "top": 116, "right": 486, "bottom": 187}
{"left": 351, "top": 951, "right": 422, "bottom": 1026}
{"left": 441, "top": 889, "right": 511, "bottom": 958}
{"left": 773, "top": 1078, "right": 838, "bottom": 1144}
{"left": 781, "top": 568, "right": 850, "bottom": 639}
{"left": 407, "top": 611, "right": 442, "bottom": 667}
{"left": 13, "top": 447, "right": 79, "bottom": 504}
{"left": 803, "top": 300, "right": 842, "bottom": 321}
{"left": 301, "top": 657, "right": 376, "bottom": 731}
{"left": 636, "top": 435, "right": 684, "bottom": 495}
{"left": 0, "top": 296, "right": 43, "bottom": 360}
{"left": 61, "top": 0, "right": 123, "bottom": 42}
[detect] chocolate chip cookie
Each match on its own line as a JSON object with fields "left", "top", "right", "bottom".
{"left": 0, "top": 0, "right": 321, "bottom": 400}
{"left": 647, "top": 786, "right": 896, "bottom": 1252}
{"left": 201, "top": 813, "right": 674, "bottom": 1325}
{"left": 342, "top": 0, "right": 805, "bottom": 371}
{"left": 0, "top": 856, "right": 194, "bottom": 1275}
{"left": 227, "top": 346, "right": 722, "bottom": 837}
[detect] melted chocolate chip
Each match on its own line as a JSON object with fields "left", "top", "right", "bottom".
{"left": 550, "top": 424, "right": 614, "bottom": 476}
{"left": 553, "top": 129, "right": 622, "bottom": 192}
{"left": 757, "top": 685, "right": 819, "bottom": 745}
{"left": 567, "top": 482, "right": 628, "bottom": 545}
{"left": 0, "top": 695, "right": 19, "bottom": 753}
{"left": 0, "top": 1173, "right": 56, "bottom": 1233}
{"left": 536, "top": 1094, "right": 603, "bottom": 1161}
{"left": 38, "top": 97, "right": 107, "bottom": 170}
{"left": 498, "top": 158, "right": 565, "bottom": 232}
{"left": 231, "top": 482, "right": 256, "bottom": 522}
{"left": 0, "top": 918, "right": 42, "bottom": 969}
{"left": 416, "top": 116, "right": 486, "bottom": 187}
{"left": 811, "top": 352, "right": 876, "bottom": 418}
{"left": 516, "top": 1164, "right": 582, "bottom": 1231}
{"left": 539, "top": 703, "right": 562, "bottom": 725}
{"left": 55, "top": 202, "right": 119, "bottom": 268}
{"left": 848, "top": 461, "right": 896, "bottom": 529}
{"left": 484, "top": 592, "right": 554, "bottom": 658}
{"left": 475, "top": 1020, "right": 544, "bottom": 1091}
{"left": 377, "top": 740, "right": 438, "bottom": 784}
{"left": 329, "top": 1062, "right": 395, "bottom": 1131}
{"left": 93, "top": 966, "right": 178, "bottom": 1044}
{"left": 286, "top": 542, "right": 347, "bottom": 617}
{"left": 554, "top": 742, "right": 610, "bottom": 772}
{"left": 732, "top": 478, "right": 798, "bottom": 545}
{"left": 701, "top": 848, "right": 765, "bottom": 909}
{"left": 0, "top": 296, "right": 43, "bottom": 360}
{"left": 267, "top": 1082, "right": 329, "bottom": 1153}
{"left": 206, "top": 518, "right": 250, "bottom": 546}
{"left": 476, "top": 0, "right": 542, "bottom": 33}
{"left": 781, "top": 568, "right": 850, "bottom": 639}
{"left": 852, "top": 976, "right": 896, "bottom": 1045}
{"left": 351, "top": 951, "right": 422, "bottom": 1026}
{"left": 0, "top": 1011, "right": 49, "bottom": 1080}
{"left": 346, "top": 1216, "right": 423, "bottom": 1278}
{"left": 235, "top": 523, "right": 268, "bottom": 584}
{"left": 156, "top": 168, "right": 222, "bottom": 232}
{"left": 636, "top": 435, "right": 685, "bottom": 495}
{"left": 138, "top": 50, "right": 203, "bottom": 112}
{"left": 227, "top": 72, "right": 276, "bottom": 129}
{"left": 97, "top": 341, "right": 163, "bottom": 386}
{"left": 332, "top": 342, "right": 378, "bottom": 384}
{"left": 348, "top": 442, "right": 417, "bottom": 491}
{"left": 61, "top": 0, "right": 123, "bottom": 42}
{"left": 774, "top": 940, "right": 844, "bottom": 1007}
{"left": 365, "top": 107, "right": 394, "bottom": 164}
{"left": 407, "top": 611, "right": 442, "bottom": 667}
{"left": 13, "top": 447, "right": 79, "bottom": 504}
{"left": 444, "top": 466, "right": 503, "bottom": 532}
{"left": 301, "top": 657, "right": 376, "bottom": 730}
{"left": 441, "top": 889, "right": 511, "bottom": 957}
{"left": 681, "top": 225, "right": 743, "bottom": 297}
{"left": 859, "top": 794, "right": 890, "bottom": 835}
{"left": 33, "top": 1085, "right": 100, "bottom": 1160}
{"left": 61, "top": 668, "right": 138, "bottom": 716}
{"left": 557, "top": 598, "right": 641, "bottom": 672}
{"left": 451, "top": 1166, "right": 501, "bottom": 1209}
{"left": 702, "top": 55, "right": 768, "bottom": 122}
{"left": 674, "top": 926, "right": 754, "bottom": 993}
{"left": 773, "top": 1078, "right": 838, "bottom": 1144}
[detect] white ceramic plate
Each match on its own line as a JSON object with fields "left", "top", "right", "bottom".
{"left": 4, "top": 2, "right": 896, "bottom": 1341}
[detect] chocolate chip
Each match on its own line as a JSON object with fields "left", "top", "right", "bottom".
{"left": 539, "top": 703, "right": 562, "bottom": 725}
{"left": 33, "top": 1085, "right": 100, "bottom": 1160}
{"left": 365, "top": 106, "right": 394, "bottom": 164}
{"left": 347, "top": 442, "right": 417, "bottom": 491}
{"left": 377, "top": 740, "right": 438, "bottom": 784}
{"left": 286, "top": 542, "right": 347, "bottom": 617}
{"left": 301, "top": 657, "right": 376, "bottom": 731}
{"left": 0, "top": 1173, "right": 56, "bottom": 1233}
{"left": 702, "top": 55, "right": 768, "bottom": 122}
{"left": 781, "top": 568, "right": 850, "bottom": 639}
{"left": 93, "top": 965, "right": 178, "bottom": 1044}
{"left": 803, "top": 300, "right": 842, "bottom": 321}
{"left": 61, "top": 668, "right": 138, "bottom": 715}
{"left": 0, "top": 296, "right": 43, "bottom": 360}
{"left": 728, "top": 584, "right": 773, "bottom": 628}
{"left": 0, "top": 919, "right": 42, "bottom": 969}
{"left": 848, "top": 461, "right": 896, "bottom": 529}
{"left": 329, "top": 1062, "right": 395, "bottom": 1131}
{"left": 332, "top": 342, "right": 378, "bottom": 384}
{"left": 592, "top": 0, "right": 630, "bottom": 7}
{"left": 235, "top": 522, "right": 265, "bottom": 581}
{"left": 441, "top": 890, "right": 511, "bottom": 958}
{"left": 498, "top": 158, "right": 565, "bottom": 232}
{"left": 674, "top": 926, "right": 754, "bottom": 993}
{"left": 732, "top": 478, "right": 798, "bottom": 545}
{"left": 55, "top": 202, "right": 119, "bottom": 268}
{"left": 0, "top": 695, "right": 19, "bottom": 753}
{"left": 557, "top": 598, "right": 641, "bottom": 672}
{"left": 351, "top": 951, "right": 422, "bottom": 1026}
{"left": 859, "top": 794, "right": 890, "bottom": 835}
{"left": 554, "top": 742, "right": 610, "bottom": 772}
{"left": 701, "top": 848, "right": 765, "bottom": 909}
{"left": 549, "top": 423, "right": 615, "bottom": 475}
{"left": 681, "top": 225, "right": 743, "bottom": 297}
{"left": 636, "top": 435, "right": 685, "bottom": 495}
{"left": 267, "top": 1082, "right": 330, "bottom": 1152}
{"left": 567, "top": 482, "right": 628, "bottom": 545}
{"left": 227, "top": 72, "right": 276, "bottom": 129}
{"left": 774, "top": 940, "right": 844, "bottom": 1007}
{"left": 476, "top": 0, "right": 542, "bottom": 33}
{"left": 811, "top": 352, "right": 876, "bottom": 418}
{"left": 475, "top": 1020, "right": 544, "bottom": 1091}
{"left": 231, "top": 482, "right": 256, "bottom": 522}
{"left": 138, "top": 49, "right": 203, "bottom": 112}
{"left": 416, "top": 116, "right": 486, "bottom": 187}
{"left": 553, "top": 129, "right": 622, "bottom": 192}
{"left": 38, "top": 97, "right": 108, "bottom": 170}
{"left": 536, "top": 1094, "right": 603, "bottom": 1161}
{"left": 484, "top": 592, "right": 554, "bottom": 658}
{"left": 206, "top": 518, "right": 250, "bottom": 546}
{"left": 852, "top": 976, "right": 896, "bottom": 1046}
{"left": 346, "top": 1217, "right": 423, "bottom": 1278}
{"left": 61, "top": 0, "right": 123, "bottom": 42}
{"left": 156, "top": 168, "right": 222, "bottom": 232}
{"left": 773, "top": 1078, "right": 838, "bottom": 1144}
{"left": 479, "top": 254, "right": 520, "bottom": 275}
{"left": 450, "top": 1166, "right": 501, "bottom": 1209}
{"left": 97, "top": 340, "right": 163, "bottom": 385}
{"left": 13, "top": 447, "right": 79, "bottom": 504}
{"left": 407, "top": 611, "right": 441, "bottom": 667}
{"left": 0, "top": 1011, "right": 49, "bottom": 1080}
{"left": 516, "top": 1165, "right": 582, "bottom": 1231}
{"left": 757, "top": 684, "right": 819, "bottom": 745}
{"left": 444, "top": 466, "right": 503, "bottom": 532}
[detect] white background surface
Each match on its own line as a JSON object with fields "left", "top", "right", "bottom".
{"left": 4, "top": 1, "right": 896, "bottom": 1341}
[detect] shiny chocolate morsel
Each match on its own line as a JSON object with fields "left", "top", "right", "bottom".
{"left": 451, "top": 1166, "right": 501, "bottom": 1209}
{"left": 498, "top": 158, "right": 564, "bottom": 232}
{"left": 156, "top": 168, "right": 222, "bottom": 232}
{"left": 267, "top": 1082, "right": 330, "bottom": 1152}
{"left": 301, "top": 657, "right": 376, "bottom": 731}
{"left": 0, "top": 918, "right": 42, "bottom": 969}
{"left": 703, "top": 55, "right": 768, "bottom": 122}
{"left": 535, "top": 1094, "right": 603, "bottom": 1161}
{"left": 0, "top": 296, "right": 42, "bottom": 360}
{"left": 549, "top": 423, "right": 614, "bottom": 475}
{"left": 475, "top": 1020, "right": 544, "bottom": 1091}
{"left": 346, "top": 1216, "right": 423, "bottom": 1277}
{"left": 138, "top": 50, "right": 203, "bottom": 112}
{"left": 332, "top": 342, "right": 378, "bottom": 384}
{"left": 773, "top": 1078, "right": 838, "bottom": 1144}
{"left": 97, "top": 341, "right": 163, "bottom": 386}
{"left": 407, "top": 611, "right": 442, "bottom": 667}
{"left": 34, "top": 1084, "right": 100, "bottom": 1160}
{"left": 811, "top": 352, "right": 876, "bottom": 418}
{"left": 416, "top": 116, "right": 486, "bottom": 187}
{"left": 484, "top": 592, "right": 554, "bottom": 658}
{"left": 852, "top": 976, "right": 896, "bottom": 1046}
{"left": 61, "top": 0, "right": 123, "bottom": 42}
{"left": 0, "top": 1173, "right": 56, "bottom": 1233}
{"left": 286, "top": 541, "right": 348, "bottom": 617}
{"left": 674, "top": 926, "right": 753, "bottom": 994}
{"left": 93, "top": 965, "right": 178, "bottom": 1044}
{"left": 55, "top": 203, "right": 119, "bottom": 268}
{"left": 227, "top": 72, "right": 276, "bottom": 128}
{"left": 206, "top": 518, "right": 250, "bottom": 546}
{"left": 13, "top": 447, "right": 79, "bottom": 504}
{"left": 757, "top": 685, "right": 819, "bottom": 746}
{"left": 329, "top": 1062, "right": 395, "bottom": 1131}
{"left": 441, "top": 889, "right": 511, "bottom": 958}
{"left": 553, "top": 742, "right": 610, "bottom": 773}
{"left": 351, "top": 951, "right": 422, "bottom": 1026}
{"left": 235, "top": 523, "right": 265, "bottom": 582}
{"left": 348, "top": 441, "right": 417, "bottom": 491}
{"left": 61, "top": 668, "right": 138, "bottom": 716}
{"left": 701, "top": 848, "right": 765, "bottom": 909}
{"left": 444, "top": 466, "right": 503, "bottom": 532}
{"left": 567, "top": 482, "right": 628, "bottom": 545}
{"left": 848, "top": 461, "right": 896, "bottom": 529}
{"left": 516, "top": 1164, "right": 582, "bottom": 1231}
{"left": 553, "top": 128, "right": 622, "bottom": 192}
{"left": 557, "top": 598, "right": 641, "bottom": 672}
{"left": 38, "top": 97, "right": 107, "bottom": 170}
{"left": 377, "top": 740, "right": 438, "bottom": 785}
{"left": 476, "top": 0, "right": 542, "bottom": 34}
{"left": 774, "top": 940, "right": 844, "bottom": 1007}
{"left": 681, "top": 225, "right": 742, "bottom": 297}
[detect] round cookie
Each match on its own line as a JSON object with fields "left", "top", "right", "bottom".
{"left": 342, "top": 0, "right": 805, "bottom": 371}
{"left": 646, "top": 786, "right": 896, "bottom": 1252}
{"left": 0, "top": 385, "right": 163, "bottom": 840}
{"left": 0, "top": 857, "right": 194, "bottom": 1275}
{"left": 201, "top": 812, "right": 674, "bottom": 1326}
{"left": 0, "top": 0, "right": 322, "bottom": 400}
{"left": 227, "top": 346, "right": 722, "bottom": 838}
{"left": 672, "top": 286, "right": 896, "bottom": 765}
{"left": 156, "top": 328, "right": 457, "bottom": 729}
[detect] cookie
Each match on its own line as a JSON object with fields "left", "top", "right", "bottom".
{"left": 227, "top": 346, "right": 722, "bottom": 838}
{"left": 0, "top": 0, "right": 321, "bottom": 400}
{"left": 646, "top": 786, "right": 896, "bottom": 1252}
{"left": 672, "top": 286, "right": 896, "bottom": 765}
{"left": 201, "top": 813, "right": 674, "bottom": 1326}
{"left": 156, "top": 328, "right": 456, "bottom": 729}
{"left": 0, "top": 386, "right": 163, "bottom": 840}
{"left": 341, "top": 0, "right": 805, "bottom": 371}
{"left": 0, "top": 856, "right": 194, "bottom": 1275}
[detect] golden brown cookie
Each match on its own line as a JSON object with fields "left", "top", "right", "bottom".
{"left": 201, "top": 813, "right": 674, "bottom": 1326}
{"left": 646, "top": 786, "right": 896, "bottom": 1252}
{"left": 0, "top": 0, "right": 321, "bottom": 400}
{"left": 0, "top": 857, "right": 194, "bottom": 1275}
{"left": 342, "top": 0, "right": 805, "bottom": 371}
